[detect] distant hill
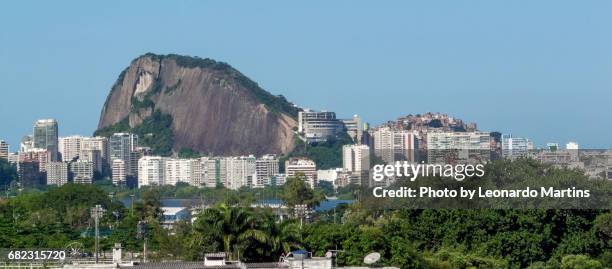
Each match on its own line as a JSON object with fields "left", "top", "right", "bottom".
{"left": 96, "top": 53, "right": 299, "bottom": 156}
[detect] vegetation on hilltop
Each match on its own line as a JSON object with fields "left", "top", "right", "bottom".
{"left": 94, "top": 110, "right": 175, "bottom": 156}
{"left": 134, "top": 111, "right": 174, "bottom": 155}
{"left": 177, "top": 148, "right": 202, "bottom": 159}
{"left": 138, "top": 53, "right": 301, "bottom": 118}
{"left": 93, "top": 117, "right": 130, "bottom": 137}
{"left": 282, "top": 132, "right": 354, "bottom": 170}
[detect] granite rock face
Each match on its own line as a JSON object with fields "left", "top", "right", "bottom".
{"left": 98, "top": 53, "right": 298, "bottom": 156}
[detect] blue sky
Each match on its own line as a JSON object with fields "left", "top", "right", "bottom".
{"left": 1, "top": 1, "right": 611, "bottom": 149}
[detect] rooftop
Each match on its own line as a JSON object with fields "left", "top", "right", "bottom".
{"left": 161, "top": 207, "right": 188, "bottom": 215}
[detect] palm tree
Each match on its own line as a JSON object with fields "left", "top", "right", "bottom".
{"left": 270, "top": 219, "right": 302, "bottom": 255}
{"left": 197, "top": 204, "right": 270, "bottom": 260}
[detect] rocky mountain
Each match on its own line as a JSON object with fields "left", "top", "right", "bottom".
{"left": 96, "top": 53, "right": 299, "bottom": 156}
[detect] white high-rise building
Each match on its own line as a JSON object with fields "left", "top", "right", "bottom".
{"left": 427, "top": 132, "right": 491, "bottom": 163}
{"left": 165, "top": 158, "right": 198, "bottom": 186}
{"left": 342, "top": 144, "right": 371, "bottom": 185}
{"left": 255, "top": 154, "right": 279, "bottom": 188}
{"left": 112, "top": 159, "right": 126, "bottom": 186}
{"left": 192, "top": 159, "right": 202, "bottom": 187}
{"left": 372, "top": 127, "right": 417, "bottom": 164}
{"left": 80, "top": 149, "right": 103, "bottom": 172}
{"left": 46, "top": 162, "right": 68, "bottom": 186}
{"left": 82, "top": 136, "right": 109, "bottom": 164}
{"left": 285, "top": 157, "right": 317, "bottom": 188}
{"left": 110, "top": 133, "right": 138, "bottom": 177}
{"left": 59, "top": 135, "right": 84, "bottom": 162}
{"left": 138, "top": 156, "right": 167, "bottom": 187}
{"left": 226, "top": 156, "right": 257, "bottom": 190}
{"left": 0, "top": 140, "right": 8, "bottom": 160}
{"left": 502, "top": 134, "right": 533, "bottom": 160}
{"left": 70, "top": 160, "right": 94, "bottom": 184}
{"left": 196, "top": 157, "right": 212, "bottom": 187}
{"left": 343, "top": 144, "right": 370, "bottom": 172}
{"left": 202, "top": 157, "right": 227, "bottom": 188}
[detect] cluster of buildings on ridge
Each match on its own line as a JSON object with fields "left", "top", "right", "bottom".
{"left": 1, "top": 112, "right": 611, "bottom": 190}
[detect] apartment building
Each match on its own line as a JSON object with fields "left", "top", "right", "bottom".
{"left": 255, "top": 154, "right": 280, "bottom": 188}
{"left": 165, "top": 158, "right": 199, "bottom": 186}
{"left": 59, "top": 135, "right": 84, "bottom": 162}
{"left": 340, "top": 115, "right": 363, "bottom": 143}
{"left": 138, "top": 156, "right": 167, "bottom": 187}
{"left": 19, "top": 148, "right": 50, "bottom": 172}
{"left": 285, "top": 157, "right": 317, "bottom": 188}
{"left": 82, "top": 136, "right": 109, "bottom": 165}
{"left": 342, "top": 144, "right": 371, "bottom": 185}
{"left": 0, "top": 140, "right": 8, "bottom": 160}
{"left": 33, "top": 119, "right": 59, "bottom": 161}
{"left": 226, "top": 156, "right": 257, "bottom": 190}
{"left": 501, "top": 134, "right": 533, "bottom": 160}
{"left": 112, "top": 159, "right": 126, "bottom": 186}
{"left": 70, "top": 160, "right": 94, "bottom": 184}
{"left": 46, "top": 162, "right": 68, "bottom": 186}
{"left": 298, "top": 110, "right": 344, "bottom": 143}
{"left": 80, "top": 149, "right": 103, "bottom": 172}
{"left": 427, "top": 132, "right": 491, "bottom": 163}
{"left": 372, "top": 127, "right": 417, "bottom": 164}
{"left": 110, "top": 133, "right": 138, "bottom": 178}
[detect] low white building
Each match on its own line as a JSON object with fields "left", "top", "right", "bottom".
{"left": 317, "top": 168, "right": 343, "bottom": 187}
{"left": 161, "top": 207, "right": 191, "bottom": 229}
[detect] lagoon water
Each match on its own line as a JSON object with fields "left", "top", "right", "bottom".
{"left": 121, "top": 198, "right": 353, "bottom": 212}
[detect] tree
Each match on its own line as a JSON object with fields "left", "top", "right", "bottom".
{"left": 194, "top": 204, "right": 269, "bottom": 261}
{"left": 286, "top": 132, "right": 354, "bottom": 169}
{"left": 141, "top": 189, "right": 162, "bottom": 221}
{"left": 280, "top": 175, "right": 323, "bottom": 208}
{"left": 178, "top": 148, "right": 201, "bottom": 159}
{"left": 561, "top": 255, "right": 603, "bottom": 269}
{"left": 268, "top": 218, "right": 302, "bottom": 255}
{"left": 0, "top": 158, "right": 18, "bottom": 186}
{"left": 593, "top": 213, "right": 612, "bottom": 240}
